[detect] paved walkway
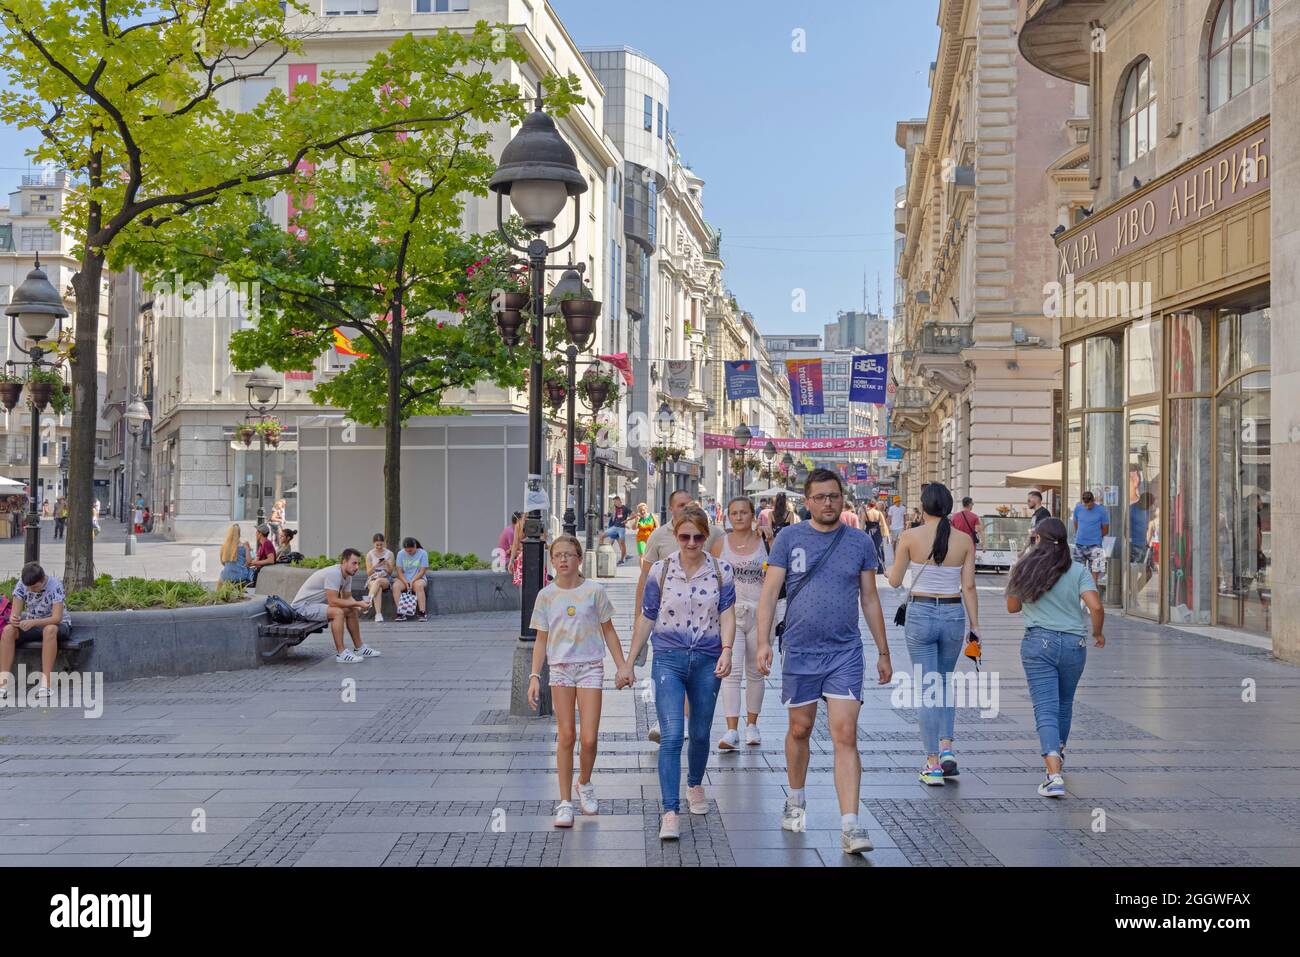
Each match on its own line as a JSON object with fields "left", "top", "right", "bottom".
{"left": 0, "top": 562, "right": 1297, "bottom": 867}
{"left": 0, "top": 522, "right": 222, "bottom": 583}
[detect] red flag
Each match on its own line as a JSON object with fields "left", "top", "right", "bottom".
{"left": 598, "top": 353, "right": 634, "bottom": 387}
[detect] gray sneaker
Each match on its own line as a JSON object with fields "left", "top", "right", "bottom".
{"left": 780, "top": 799, "right": 807, "bottom": 832}
{"left": 841, "top": 827, "right": 874, "bottom": 855}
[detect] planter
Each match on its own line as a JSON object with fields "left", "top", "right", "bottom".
{"left": 27, "top": 381, "right": 53, "bottom": 411}
{"left": 264, "top": 433, "right": 281, "bottom": 448}
{"left": 558, "top": 298, "right": 601, "bottom": 344}
{"left": 238, "top": 426, "right": 255, "bottom": 447}
{"left": 0, "top": 382, "right": 21, "bottom": 412}
{"left": 495, "top": 309, "right": 525, "bottom": 347}
{"left": 544, "top": 380, "right": 567, "bottom": 410}
{"left": 498, "top": 291, "right": 531, "bottom": 312}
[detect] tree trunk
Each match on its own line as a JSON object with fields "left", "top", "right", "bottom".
{"left": 383, "top": 316, "right": 402, "bottom": 552}
{"left": 65, "top": 250, "right": 104, "bottom": 591}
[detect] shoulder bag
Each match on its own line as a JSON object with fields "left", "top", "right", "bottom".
{"left": 775, "top": 523, "right": 847, "bottom": 653}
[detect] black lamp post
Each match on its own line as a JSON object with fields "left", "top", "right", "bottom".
{"left": 4, "top": 254, "right": 69, "bottom": 564}
{"left": 123, "top": 393, "right": 151, "bottom": 555}
{"left": 579, "top": 365, "right": 610, "bottom": 558}
{"left": 654, "top": 401, "right": 676, "bottom": 525}
{"left": 491, "top": 95, "right": 587, "bottom": 717}
{"left": 731, "top": 422, "right": 751, "bottom": 501}
{"left": 245, "top": 369, "right": 282, "bottom": 527}
{"left": 545, "top": 266, "right": 601, "bottom": 537}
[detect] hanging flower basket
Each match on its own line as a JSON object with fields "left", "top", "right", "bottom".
{"left": 579, "top": 366, "right": 619, "bottom": 412}
{"left": 238, "top": 426, "right": 255, "bottom": 447}
{"left": 0, "top": 381, "right": 22, "bottom": 412}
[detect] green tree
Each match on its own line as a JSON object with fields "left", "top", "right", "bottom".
{"left": 0, "top": 1, "right": 557, "bottom": 587}
{"left": 131, "top": 27, "right": 581, "bottom": 549}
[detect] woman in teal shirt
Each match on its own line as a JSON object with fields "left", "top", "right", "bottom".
{"left": 1005, "top": 518, "right": 1105, "bottom": 798}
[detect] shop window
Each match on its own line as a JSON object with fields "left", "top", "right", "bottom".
{"left": 1214, "top": 371, "right": 1270, "bottom": 632}
{"left": 1067, "top": 342, "right": 1084, "bottom": 408}
{"left": 1118, "top": 57, "right": 1157, "bottom": 168}
{"left": 1208, "top": 0, "right": 1270, "bottom": 111}
{"left": 1127, "top": 318, "right": 1161, "bottom": 398}
{"left": 1168, "top": 312, "right": 1211, "bottom": 392}
{"left": 1085, "top": 334, "right": 1122, "bottom": 407}
{"left": 1217, "top": 306, "right": 1270, "bottom": 382}
{"left": 1127, "top": 406, "right": 1161, "bottom": 620}
{"left": 1168, "top": 398, "right": 1212, "bottom": 623}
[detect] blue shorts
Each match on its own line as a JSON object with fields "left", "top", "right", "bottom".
{"left": 604, "top": 525, "right": 624, "bottom": 541}
{"left": 780, "top": 644, "right": 865, "bottom": 707}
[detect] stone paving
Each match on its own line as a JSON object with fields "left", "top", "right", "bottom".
{"left": 1, "top": 561, "right": 1298, "bottom": 867}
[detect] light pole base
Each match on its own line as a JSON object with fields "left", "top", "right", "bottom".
{"left": 510, "top": 639, "right": 551, "bottom": 717}
{"left": 124, "top": 534, "right": 137, "bottom": 556}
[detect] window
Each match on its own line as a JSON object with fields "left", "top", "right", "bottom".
{"left": 414, "top": 0, "right": 467, "bottom": 11}
{"left": 30, "top": 193, "right": 55, "bottom": 213}
{"left": 1118, "top": 57, "right": 1157, "bottom": 167}
{"left": 643, "top": 95, "right": 653, "bottom": 132}
{"left": 1208, "top": 0, "right": 1270, "bottom": 111}
{"left": 657, "top": 102, "right": 664, "bottom": 139}
{"left": 324, "top": 0, "right": 378, "bottom": 14}
{"left": 19, "top": 226, "right": 56, "bottom": 250}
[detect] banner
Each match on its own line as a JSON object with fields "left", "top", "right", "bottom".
{"left": 854, "top": 463, "right": 869, "bottom": 481}
{"left": 703, "top": 434, "right": 886, "bottom": 452}
{"left": 849, "top": 353, "right": 888, "bottom": 404}
{"left": 786, "top": 358, "right": 824, "bottom": 415}
{"left": 724, "top": 360, "right": 760, "bottom": 400}
{"left": 333, "top": 327, "right": 368, "bottom": 357}
{"left": 886, "top": 443, "right": 903, "bottom": 460}
{"left": 666, "top": 360, "right": 692, "bottom": 398}
{"left": 598, "top": 353, "right": 634, "bottom": 387}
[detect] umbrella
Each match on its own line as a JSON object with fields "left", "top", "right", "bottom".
{"left": 0, "top": 476, "right": 27, "bottom": 491}
{"left": 746, "top": 486, "right": 804, "bottom": 500}
{"left": 1003, "top": 461, "right": 1062, "bottom": 489}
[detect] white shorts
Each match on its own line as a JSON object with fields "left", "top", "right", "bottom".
{"left": 292, "top": 601, "right": 330, "bottom": 622}
{"left": 549, "top": 660, "right": 604, "bottom": 688}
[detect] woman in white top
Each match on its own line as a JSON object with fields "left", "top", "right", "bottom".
{"left": 710, "top": 496, "right": 769, "bottom": 750}
{"left": 887, "top": 482, "right": 981, "bottom": 787}
{"left": 364, "top": 532, "right": 395, "bottom": 621}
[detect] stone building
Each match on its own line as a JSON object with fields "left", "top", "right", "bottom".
{"left": 891, "top": 0, "right": 1091, "bottom": 511}
{"left": 1020, "top": 0, "right": 1295, "bottom": 660}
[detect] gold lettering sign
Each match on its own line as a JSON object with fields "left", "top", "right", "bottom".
{"left": 1057, "top": 123, "right": 1269, "bottom": 281}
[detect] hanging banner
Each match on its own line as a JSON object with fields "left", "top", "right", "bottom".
{"left": 854, "top": 463, "right": 869, "bottom": 481}
{"left": 598, "top": 353, "right": 634, "bottom": 387}
{"left": 704, "top": 434, "right": 886, "bottom": 452}
{"left": 849, "top": 353, "right": 888, "bottom": 404}
{"left": 786, "top": 358, "right": 824, "bottom": 415}
{"left": 886, "top": 444, "right": 904, "bottom": 460}
{"left": 666, "top": 360, "right": 692, "bottom": 398}
{"left": 724, "top": 360, "right": 761, "bottom": 400}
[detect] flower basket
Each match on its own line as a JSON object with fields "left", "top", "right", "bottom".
{"left": 27, "top": 381, "right": 54, "bottom": 412}
{"left": 578, "top": 367, "right": 619, "bottom": 412}
{"left": 0, "top": 381, "right": 22, "bottom": 412}
{"left": 238, "top": 426, "right": 255, "bottom": 447}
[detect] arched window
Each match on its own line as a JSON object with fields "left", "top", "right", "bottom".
{"left": 1119, "top": 58, "right": 1157, "bottom": 168}
{"left": 1208, "top": 0, "right": 1271, "bottom": 111}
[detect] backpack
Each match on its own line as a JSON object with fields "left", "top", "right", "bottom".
{"left": 656, "top": 553, "right": 724, "bottom": 596}
{"left": 264, "top": 595, "right": 298, "bottom": 624}
{"left": 0, "top": 595, "right": 11, "bottom": 630}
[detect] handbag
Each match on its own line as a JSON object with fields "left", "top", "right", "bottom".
{"left": 775, "top": 523, "right": 847, "bottom": 652}
{"left": 264, "top": 595, "right": 298, "bottom": 624}
{"left": 893, "top": 559, "right": 931, "bottom": 627}
{"left": 397, "top": 592, "right": 418, "bottom": 616}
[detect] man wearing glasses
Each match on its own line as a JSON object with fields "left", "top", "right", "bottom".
{"left": 756, "top": 468, "right": 891, "bottom": 856}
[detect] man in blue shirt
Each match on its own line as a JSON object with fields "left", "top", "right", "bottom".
{"left": 756, "top": 469, "right": 890, "bottom": 857}
{"left": 1071, "top": 490, "right": 1111, "bottom": 587}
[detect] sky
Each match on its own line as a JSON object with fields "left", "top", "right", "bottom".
{"left": 0, "top": 0, "right": 940, "bottom": 340}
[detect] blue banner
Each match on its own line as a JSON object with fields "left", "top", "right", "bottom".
{"left": 724, "top": 359, "right": 760, "bottom": 400}
{"left": 886, "top": 444, "right": 903, "bottom": 461}
{"left": 786, "top": 358, "right": 824, "bottom": 416}
{"left": 853, "top": 463, "right": 869, "bottom": 481}
{"left": 849, "top": 353, "right": 888, "bottom": 404}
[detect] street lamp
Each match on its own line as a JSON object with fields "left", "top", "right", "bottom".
{"left": 731, "top": 422, "right": 751, "bottom": 501}
{"left": 545, "top": 265, "right": 601, "bottom": 537}
{"left": 245, "top": 368, "right": 282, "bottom": 527}
{"left": 491, "top": 95, "right": 587, "bottom": 717}
{"left": 123, "top": 393, "right": 151, "bottom": 556}
{"left": 579, "top": 365, "right": 611, "bottom": 560}
{"left": 654, "top": 401, "right": 676, "bottom": 524}
{"left": 3, "top": 254, "right": 68, "bottom": 564}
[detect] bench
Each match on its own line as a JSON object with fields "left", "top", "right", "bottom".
{"left": 258, "top": 620, "right": 326, "bottom": 659}
{"left": 14, "top": 632, "right": 95, "bottom": 670}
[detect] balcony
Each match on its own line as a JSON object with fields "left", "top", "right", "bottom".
{"left": 912, "top": 322, "right": 974, "bottom": 394}
{"left": 920, "top": 322, "right": 972, "bottom": 354}
{"left": 894, "top": 386, "right": 929, "bottom": 410}
{"left": 1018, "top": 0, "right": 1098, "bottom": 84}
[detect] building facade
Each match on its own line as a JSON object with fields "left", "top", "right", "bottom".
{"left": 1021, "top": 0, "right": 1294, "bottom": 659}
{"left": 892, "top": 0, "right": 1089, "bottom": 513}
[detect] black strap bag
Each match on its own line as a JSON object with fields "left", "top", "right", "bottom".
{"left": 775, "top": 524, "right": 847, "bottom": 653}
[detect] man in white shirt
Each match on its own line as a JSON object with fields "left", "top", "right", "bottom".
{"left": 291, "top": 548, "right": 381, "bottom": 664}
{"left": 886, "top": 497, "right": 907, "bottom": 561}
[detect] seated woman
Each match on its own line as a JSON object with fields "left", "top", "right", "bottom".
{"left": 219, "top": 524, "right": 255, "bottom": 584}
{"left": 275, "top": 527, "right": 300, "bottom": 563}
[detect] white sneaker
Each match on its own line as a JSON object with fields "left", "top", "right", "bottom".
{"left": 35, "top": 686, "right": 52, "bottom": 701}
{"left": 553, "top": 801, "right": 575, "bottom": 827}
{"left": 374, "top": 612, "right": 384, "bottom": 623}
{"left": 356, "top": 644, "right": 381, "bottom": 658}
{"left": 576, "top": 782, "right": 598, "bottom": 815}
{"left": 686, "top": 785, "right": 708, "bottom": 815}
{"left": 335, "top": 649, "right": 361, "bottom": 663}
{"left": 659, "top": 811, "right": 680, "bottom": 840}
{"left": 718, "top": 728, "right": 740, "bottom": 752}
{"left": 745, "top": 723, "right": 762, "bottom": 746}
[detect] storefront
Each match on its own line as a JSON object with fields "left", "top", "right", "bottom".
{"left": 1055, "top": 118, "right": 1271, "bottom": 636}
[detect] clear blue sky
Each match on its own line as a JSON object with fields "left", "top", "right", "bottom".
{"left": 0, "top": 1, "right": 939, "bottom": 339}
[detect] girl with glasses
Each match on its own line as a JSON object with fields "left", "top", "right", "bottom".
{"left": 621, "top": 507, "right": 736, "bottom": 841}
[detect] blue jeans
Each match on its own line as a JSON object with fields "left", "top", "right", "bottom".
{"left": 903, "top": 600, "right": 966, "bottom": 755}
{"left": 1020, "top": 626, "right": 1087, "bottom": 758}
{"left": 651, "top": 648, "right": 722, "bottom": 813}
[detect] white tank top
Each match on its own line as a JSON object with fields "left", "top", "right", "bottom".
{"left": 911, "top": 562, "right": 963, "bottom": 595}
{"left": 720, "top": 534, "right": 767, "bottom": 606}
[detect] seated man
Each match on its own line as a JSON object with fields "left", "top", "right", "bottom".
{"left": 247, "top": 524, "right": 278, "bottom": 584}
{"left": 0, "top": 561, "right": 71, "bottom": 700}
{"left": 290, "top": 548, "right": 380, "bottom": 664}
{"left": 392, "top": 537, "right": 430, "bottom": 622}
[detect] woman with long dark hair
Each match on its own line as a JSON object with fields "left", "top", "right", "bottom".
{"left": 1005, "top": 517, "right": 1105, "bottom": 798}
{"left": 887, "top": 482, "right": 980, "bottom": 785}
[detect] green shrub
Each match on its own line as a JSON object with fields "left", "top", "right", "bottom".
{"left": 294, "top": 551, "right": 489, "bottom": 571}
{"left": 0, "top": 574, "right": 246, "bottom": 611}
{"left": 290, "top": 555, "right": 337, "bottom": 570}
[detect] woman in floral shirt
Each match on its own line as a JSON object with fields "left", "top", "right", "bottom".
{"left": 621, "top": 507, "right": 736, "bottom": 841}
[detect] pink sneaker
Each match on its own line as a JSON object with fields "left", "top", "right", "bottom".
{"left": 686, "top": 785, "right": 708, "bottom": 815}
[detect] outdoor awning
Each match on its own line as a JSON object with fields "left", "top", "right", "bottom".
{"left": 1003, "top": 461, "right": 1062, "bottom": 489}
{"left": 0, "top": 476, "right": 27, "bottom": 490}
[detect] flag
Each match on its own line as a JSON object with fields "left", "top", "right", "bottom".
{"left": 333, "top": 328, "right": 369, "bottom": 358}
{"left": 724, "top": 360, "right": 760, "bottom": 400}
{"left": 598, "top": 353, "right": 634, "bottom": 387}
{"left": 849, "top": 353, "right": 888, "bottom": 404}
{"left": 786, "top": 358, "right": 824, "bottom": 415}
{"left": 666, "top": 360, "right": 692, "bottom": 398}
{"left": 854, "top": 463, "right": 869, "bottom": 481}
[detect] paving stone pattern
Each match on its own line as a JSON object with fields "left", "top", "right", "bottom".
{"left": 1, "top": 566, "right": 1297, "bottom": 867}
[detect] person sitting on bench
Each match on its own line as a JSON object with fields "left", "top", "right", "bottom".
{"left": 0, "top": 561, "right": 71, "bottom": 701}
{"left": 290, "top": 548, "right": 381, "bottom": 665}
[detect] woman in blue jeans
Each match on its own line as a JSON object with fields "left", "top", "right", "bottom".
{"left": 887, "top": 482, "right": 980, "bottom": 785}
{"left": 622, "top": 506, "right": 736, "bottom": 841}
{"left": 1005, "top": 517, "right": 1105, "bottom": 798}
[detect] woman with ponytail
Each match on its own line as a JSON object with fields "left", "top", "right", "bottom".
{"left": 887, "top": 482, "right": 980, "bottom": 786}
{"left": 1005, "top": 517, "right": 1105, "bottom": 798}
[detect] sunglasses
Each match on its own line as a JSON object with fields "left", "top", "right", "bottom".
{"left": 676, "top": 532, "right": 707, "bottom": 544}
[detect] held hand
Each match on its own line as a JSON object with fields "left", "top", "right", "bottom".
{"left": 527, "top": 676, "right": 540, "bottom": 710}
{"left": 714, "top": 648, "right": 733, "bottom": 678}
{"left": 1093, "top": 633, "right": 1105, "bottom": 648}
{"left": 877, "top": 653, "right": 893, "bottom": 685}
{"left": 756, "top": 643, "right": 773, "bottom": 676}
{"left": 615, "top": 664, "right": 634, "bottom": 689}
